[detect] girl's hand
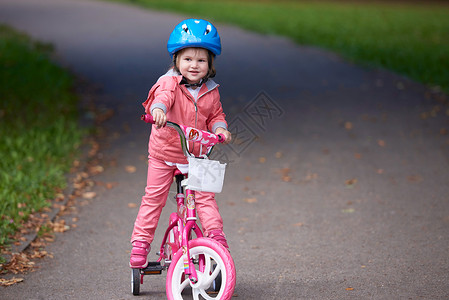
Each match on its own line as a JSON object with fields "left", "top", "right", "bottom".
{"left": 215, "top": 127, "right": 232, "bottom": 144}
{"left": 152, "top": 108, "right": 167, "bottom": 128}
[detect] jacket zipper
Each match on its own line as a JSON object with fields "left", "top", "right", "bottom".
{"left": 182, "top": 84, "right": 218, "bottom": 127}
{"left": 193, "top": 101, "right": 198, "bottom": 128}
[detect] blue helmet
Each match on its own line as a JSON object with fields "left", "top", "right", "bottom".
{"left": 167, "top": 19, "right": 221, "bottom": 57}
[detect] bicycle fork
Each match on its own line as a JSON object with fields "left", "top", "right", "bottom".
{"left": 182, "top": 188, "right": 205, "bottom": 283}
{"left": 167, "top": 175, "right": 203, "bottom": 284}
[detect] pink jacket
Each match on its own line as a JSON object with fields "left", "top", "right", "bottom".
{"left": 142, "top": 70, "right": 228, "bottom": 164}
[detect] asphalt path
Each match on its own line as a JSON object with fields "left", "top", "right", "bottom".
{"left": 1, "top": 0, "right": 448, "bottom": 299}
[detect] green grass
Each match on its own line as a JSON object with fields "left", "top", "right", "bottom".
{"left": 109, "top": 0, "right": 449, "bottom": 92}
{"left": 0, "top": 25, "right": 83, "bottom": 248}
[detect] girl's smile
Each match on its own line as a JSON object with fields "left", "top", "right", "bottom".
{"left": 177, "top": 48, "right": 209, "bottom": 86}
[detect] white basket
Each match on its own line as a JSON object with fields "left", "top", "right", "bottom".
{"left": 185, "top": 157, "right": 227, "bottom": 193}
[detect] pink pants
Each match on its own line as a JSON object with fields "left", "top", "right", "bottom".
{"left": 131, "top": 155, "right": 224, "bottom": 244}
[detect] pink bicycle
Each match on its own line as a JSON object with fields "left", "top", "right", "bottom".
{"left": 131, "top": 114, "right": 236, "bottom": 300}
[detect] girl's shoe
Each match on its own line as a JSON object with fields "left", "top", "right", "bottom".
{"left": 207, "top": 230, "right": 229, "bottom": 249}
{"left": 129, "top": 240, "right": 150, "bottom": 269}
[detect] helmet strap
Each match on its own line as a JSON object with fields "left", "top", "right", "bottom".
{"left": 180, "top": 77, "right": 208, "bottom": 88}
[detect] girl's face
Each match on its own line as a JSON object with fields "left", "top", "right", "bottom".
{"left": 177, "top": 48, "right": 209, "bottom": 85}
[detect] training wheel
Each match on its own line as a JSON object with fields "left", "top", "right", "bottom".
{"left": 131, "top": 268, "right": 141, "bottom": 296}
{"left": 212, "top": 263, "right": 222, "bottom": 292}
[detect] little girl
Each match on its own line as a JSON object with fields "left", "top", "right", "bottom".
{"left": 130, "top": 19, "right": 232, "bottom": 269}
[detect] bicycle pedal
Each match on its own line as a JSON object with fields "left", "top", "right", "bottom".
{"left": 142, "top": 261, "right": 163, "bottom": 275}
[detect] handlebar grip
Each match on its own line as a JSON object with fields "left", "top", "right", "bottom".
{"left": 217, "top": 134, "right": 226, "bottom": 143}
{"left": 141, "top": 114, "right": 155, "bottom": 124}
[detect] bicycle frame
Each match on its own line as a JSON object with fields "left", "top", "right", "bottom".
{"left": 156, "top": 173, "right": 204, "bottom": 283}
{"left": 141, "top": 113, "right": 225, "bottom": 284}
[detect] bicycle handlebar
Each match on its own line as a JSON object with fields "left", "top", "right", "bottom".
{"left": 141, "top": 114, "right": 225, "bottom": 158}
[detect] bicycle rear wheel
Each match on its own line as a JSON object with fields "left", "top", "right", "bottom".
{"left": 166, "top": 237, "right": 236, "bottom": 300}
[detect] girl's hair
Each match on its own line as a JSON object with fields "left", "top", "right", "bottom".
{"left": 172, "top": 48, "right": 216, "bottom": 79}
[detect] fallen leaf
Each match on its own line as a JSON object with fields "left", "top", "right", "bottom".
{"left": 30, "top": 250, "right": 53, "bottom": 259}
{"left": 346, "top": 287, "right": 354, "bottom": 291}
{"left": 106, "top": 182, "right": 118, "bottom": 189}
{"left": 278, "top": 168, "right": 292, "bottom": 182}
{"left": 244, "top": 198, "right": 258, "bottom": 204}
{"left": 304, "top": 173, "right": 318, "bottom": 181}
{"left": 52, "top": 203, "right": 65, "bottom": 211}
{"left": 244, "top": 176, "right": 252, "bottom": 182}
{"left": 42, "top": 207, "right": 52, "bottom": 213}
{"left": 82, "top": 191, "right": 97, "bottom": 199}
{"left": 354, "top": 153, "right": 362, "bottom": 159}
{"left": 293, "top": 222, "right": 304, "bottom": 227}
{"left": 345, "top": 178, "right": 358, "bottom": 188}
{"left": 275, "top": 151, "right": 283, "bottom": 158}
{"left": 259, "top": 157, "right": 266, "bottom": 163}
{"left": 2, "top": 253, "right": 35, "bottom": 274}
{"left": 96, "top": 108, "right": 114, "bottom": 123}
{"left": 342, "top": 208, "right": 355, "bottom": 213}
{"left": 420, "top": 112, "right": 429, "bottom": 120}
{"left": 0, "top": 277, "right": 24, "bottom": 286}
{"left": 431, "top": 105, "right": 441, "bottom": 117}
{"left": 89, "top": 165, "right": 104, "bottom": 175}
{"left": 52, "top": 220, "right": 70, "bottom": 233}
{"left": 79, "top": 200, "right": 89, "bottom": 206}
{"left": 377, "top": 139, "right": 386, "bottom": 147}
{"left": 407, "top": 174, "right": 423, "bottom": 183}
{"left": 282, "top": 176, "right": 292, "bottom": 182}
{"left": 345, "top": 121, "right": 353, "bottom": 130}
{"left": 55, "top": 193, "right": 65, "bottom": 202}
{"left": 44, "top": 236, "right": 55, "bottom": 242}
{"left": 125, "top": 165, "right": 137, "bottom": 173}
{"left": 279, "top": 168, "right": 290, "bottom": 175}
{"left": 128, "top": 203, "right": 138, "bottom": 208}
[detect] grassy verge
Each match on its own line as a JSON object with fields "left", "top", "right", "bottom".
{"left": 109, "top": 0, "right": 449, "bottom": 93}
{"left": 0, "top": 25, "right": 83, "bottom": 250}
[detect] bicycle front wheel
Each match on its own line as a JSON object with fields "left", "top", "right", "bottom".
{"left": 166, "top": 237, "right": 236, "bottom": 300}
